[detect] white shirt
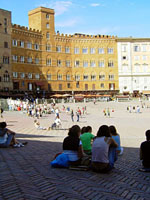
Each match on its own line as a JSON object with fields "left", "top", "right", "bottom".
{"left": 55, "top": 118, "right": 61, "bottom": 126}
{"left": 0, "top": 134, "right": 8, "bottom": 144}
{"left": 92, "top": 137, "right": 111, "bottom": 163}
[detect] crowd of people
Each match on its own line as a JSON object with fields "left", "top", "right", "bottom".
{"left": 0, "top": 98, "right": 150, "bottom": 173}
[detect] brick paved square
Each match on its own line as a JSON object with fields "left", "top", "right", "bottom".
{"left": 0, "top": 101, "right": 150, "bottom": 200}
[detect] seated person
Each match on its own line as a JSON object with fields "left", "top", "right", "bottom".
{"left": 63, "top": 125, "right": 84, "bottom": 166}
{"left": 140, "top": 130, "right": 150, "bottom": 171}
{"left": 92, "top": 125, "right": 118, "bottom": 173}
{"left": 34, "top": 120, "right": 46, "bottom": 130}
{"left": 80, "top": 126, "right": 95, "bottom": 155}
{"left": 109, "top": 125, "right": 123, "bottom": 155}
{"left": 0, "top": 122, "right": 27, "bottom": 148}
{"left": 51, "top": 116, "right": 61, "bottom": 129}
{"left": 81, "top": 126, "right": 86, "bottom": 135}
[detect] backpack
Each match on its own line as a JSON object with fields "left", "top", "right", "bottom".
{"left": 50, "top": 153, "right": 69, "bottom": 168}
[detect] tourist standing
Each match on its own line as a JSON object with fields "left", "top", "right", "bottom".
{"left": 84, "top": 106, "right": 87, "bottom": 114}
{"left": 76, "top": 108, "right": 80, "bottom": 122}
{"left": 129, "top": 106, "right": 131, "bottom": 113}
{"left": 103, "top": 108, "right": 106, "bottom": 117}
{"left": 137, "top": 106, "right": 140, "bottom": 113}
{"left": 107, "top": 108, "right": 110, "bottom": 117}
{"left": 71, "top": 109, "right": 74, "bottom": 122}
{"left": 0, "top": 108, "right": 3, "bottom": 118}
{"left": 82, "top": 107, "right": 85, "bottom": 115}
{"left": 55, "top": 107, "right": 59, "bottom": 118}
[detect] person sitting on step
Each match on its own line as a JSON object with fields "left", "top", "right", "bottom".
{"left": 109, "top": 125, "right": 123, "bottom": 156}
{"left": 92, "top": 125, "right": 118, "bottom": 173}
{"left": 80, "top": 126, "right": 95, "bottom": 155}
{"left": 139, "top": 130, "right": 150, "bottom": 172}
{"left": 0, "top": 122, "right": 27, "bottom": 148}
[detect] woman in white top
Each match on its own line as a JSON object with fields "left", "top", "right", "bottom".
{"left": 92, "top": 125, "right": 118, "bottom": 173}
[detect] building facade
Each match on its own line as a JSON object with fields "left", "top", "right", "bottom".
{"left": 117, "top": 38, "right": 150, "bottom": 95}
{"left": 10, "top": 7, "right": 119, "bottom": 95}
{"left": 0, "top": 7, "right": 119, "bottom": 95}
{"left": 11, "top": 24, "right": 43, "bottom": 92}
{"left": 0, "top": 9, "right": 12, "bottom": 91}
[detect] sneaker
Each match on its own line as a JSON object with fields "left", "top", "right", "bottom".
{"left": 13, "top": 144, "right": 21, "bottom": 148}
{"left": 19, "top": 143, "right": 24, "bottom": 147}
{"left": 22, "top": 142, "right": 28, "bottom": 145}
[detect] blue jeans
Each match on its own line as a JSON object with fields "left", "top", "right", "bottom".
{"left": 77, "top": 114, "right": 79, "bottom": 122}
{"left": 0, "top": 134, "right": 13, "bottom": 148}
{"left": 71, "top": 115, "right": 74, "bottom": 122}
{"left": 108, "top": 147, "right": 117, "bottom": 168}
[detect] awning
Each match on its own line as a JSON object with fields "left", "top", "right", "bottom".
{"left": 74, "top": 94, "right": 85, "bottom": 100}
{"left": 62, "top": 94, "right": 72, "bottom": 97}
{"left": 74, "top": 94, "right": 85, "bottom": 97}
{"left": 52, "top": 94, "right": 63, "bottom": 98}
{"left": 85, "top": 94, "right": 96, "bottom": 98}
{"left": 142, "top": 91, "right": 150, "bottom": 95}
{"left": 103, "top": 95, "right": 111, "bottom": 97}
{"left": 116, "top": 95, "right": 129, "bottom": 98}
{"left": 35, "top": 82, "right": 43, "bottom": 86}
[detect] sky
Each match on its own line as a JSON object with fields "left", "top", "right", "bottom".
{"left": 1, "top": 0, "right": 150, "bottom": 37}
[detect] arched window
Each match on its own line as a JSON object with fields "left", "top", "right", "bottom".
{"left": 3, "top": 70, "right": 10, "bottom": 82}
{"left": 46, "top": 23, "right": 50, "bottom": 29}
{"left": 109, "top": 73, "right": 114, "bottom": 81}
{"left": 99, "top": 72, "right": 105, "bottom": 81}
{"left": 27, "top": 55, "right": 32, "bottom": 63}
{"left": 66, "top": 72, "right": 71, "bottom": 81}
{"left": 46, "top": 56, "right": 51, "bottom": 66}
{"left": 83, "top": 74, "right": 88, "bottom": 80}
{"left": 46, "top": 32, "right": 50, "bottom": 39}
{"left": 57, "top": 71, "right": 62, "bottom": 80}
{"left": 46, "top": 44, "right": 51, "bottom": 52}
{"left": 35, "top": 57, "right": 39, "bottom": 64}
{"left": 91, "top": 72, "right": 96, "bottom": 80}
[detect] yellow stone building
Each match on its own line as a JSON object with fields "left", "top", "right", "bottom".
{"left": 11, "top": 24, "right": 43, "bottom": 92}
{"left": 11, "top": 7, "right": 119, "bottom": 95}
{"left": 0, "top": 8, "right": 12, "bottom": 91}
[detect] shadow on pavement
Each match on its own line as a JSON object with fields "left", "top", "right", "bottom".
{"left": 0, "top": 137, "right": 150, "bottom": 200}
{"left": 16, "top": 133, "right": 59, "bottom": 138}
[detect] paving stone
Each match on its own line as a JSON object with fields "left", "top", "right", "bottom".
{"left": 1, "top": 103, "right": 150, "bottom": 199}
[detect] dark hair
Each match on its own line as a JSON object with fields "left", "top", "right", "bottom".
{"left": 68, "top": 125, "right": 80, "bottom": 137}
{"left": 146, "top": 130, "right": 150, "bottom": 140}
{"left": 85, "top": 126, "right": 92, "bottom": 133}
{"left": 97, "top": 125, "right": 110, "bottom": 137}
{"left": 109, "top": 125, "right": 117, "bottom": 136}
{"left": 0, "top": 122, "right": 7, "bottom": 129}
{"left": 81, "top": 126, "right": 86, "bottom": 134}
